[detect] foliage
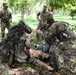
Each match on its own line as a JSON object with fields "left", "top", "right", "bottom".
{"left": 46, "top": 0, "right": 76, "bottom": 20}
{"left": 46, "top": 0, "right": 76, "bottom": 11}
{"left": 69, "top": 9, "right": 76, "bottom": 19}
{"left": 69, "top": 6, "right": 76, "bottom": 19}
{"left": 8, "top": 0, "right": 28, "bottom": 20}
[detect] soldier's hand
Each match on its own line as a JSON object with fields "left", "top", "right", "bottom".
{"left": 46, "top": 65, "right": 54, "bottom": 71}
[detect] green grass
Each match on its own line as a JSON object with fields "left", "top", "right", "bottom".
{"left": 11, "top": 17, "right": 38, "bottom": 30}
{"left": 11, "top": 15, "right": 76, "bottom": 30}
{"left": 10, "top": 15, "right": 76, "bottom": 45}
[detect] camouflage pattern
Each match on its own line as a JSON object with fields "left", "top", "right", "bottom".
{"left": 47, "top": 12, "right": 53, "bottom": 21}
{"left": 46, "top": 22, "right": 68, "bottom": 36}
{"left": 36, "top": 22, "right": 49, "bottom": 40}
{"left": 49, "top": 44, "right": 64, "bottom": 69}
{"left": 35, "top": 21, "right": 72, "bottom": 70}
{"left": 45, "top": 22, "right": 68, "bottom": 37}
{"left": 36, "top": 6, "right": 54, "bottom": 39}
{"left": 35, "top": 43, "right": 65, "bottom": 70}
{"left": 15, "top": 32, "right": 31, "bottom": 63}
{"left": 0, "top": 9, "right": 12, "bottom": 22}
{"left": 1, "top": 22, "right": 10, "bottom": 40}
{"left": 1, "top": 20, "right": 32, "bottom": 66}
{"left": 0, "top": 8, "right": 12, "bottom": 40}
{"left": 37, "top": 11, "right": 50, "bottom": 22}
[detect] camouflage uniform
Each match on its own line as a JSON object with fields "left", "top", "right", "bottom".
{"left": 35, "top": 22, "right": 70, "bottom": 70}
{"left": 15, "top": 32, "right": 31, "bottom": 63}
{"left": 36, "top": 22, "right": 49, "bottom": 40}
{"left": 45, "top": 21, "right": 68, "bottom": 38}
{"left": 37, "top": 11, "right": 50, "bottom": 23}
{"left": 2, "top": 20, "right": 32, "bottom": 66}
{"left": 36, "top": 6, "right": 51, "bottom": 39}
{"left": 0, "top": 3, "right": 12, "bottom": 40}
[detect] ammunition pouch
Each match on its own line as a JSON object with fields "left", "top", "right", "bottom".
{"left": 1, "top": 19, "right": 9, "bottom": 24}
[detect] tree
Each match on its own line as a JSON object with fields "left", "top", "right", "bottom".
{"left": 46, "top": 0, "right": 76, "bottom": 12}
{"left": 8, "top": 0, "right": 28, "bottom": 20}
{"left": 8, "top": 0, "right": 44, "bottom": 20}
{"left": 69, "top": 8, "right": 76, "bottom": 19}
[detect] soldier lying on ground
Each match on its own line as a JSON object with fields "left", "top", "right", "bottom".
{"left": 36, "top": 5, "right": 54, "bottom": 40}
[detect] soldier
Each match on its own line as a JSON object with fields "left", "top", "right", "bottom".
{"left": 1, "top": 20, "right": 32, "bottom": 67}
{"left": 36, "top": 6, "right": 55, "bottom": 40}
{"left": 36, "top": 6, "right": 49, "bottom": 40}
{"left": 0, "top": 20, "right": 54, "bottom": 70}
{"left": 35, "top": 21, "right": 73, "bottom": 71}
{"left": 37, "top": 5, "right": 48, "bottom": 23}
{"left": 47, "top": 7, "right": 55, "bottom": 27}
{"left": 0, "top": 2, "right": 12, "bottom": 41}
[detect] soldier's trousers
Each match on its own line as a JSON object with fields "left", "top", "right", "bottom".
{"left": 49, "top": 45, "right": 64, "bottom": 69}
{"left": 1, "top": 22, "right": 10, "bottom": 41}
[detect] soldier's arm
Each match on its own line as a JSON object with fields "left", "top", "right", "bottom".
{"left": 37, "top": 12, "right": 40, "bottom": 21}
{"left": 8, "top": 11, "right": 12, "bottom": 23}
{"left": 25, "top": 25, "right": 32, "bottom": 34}
{"left": 0, "top": 10, "right": 2, "bottom": 18}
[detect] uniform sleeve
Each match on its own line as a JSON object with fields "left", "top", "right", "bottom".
{"left": 37, "top": 12, "right": 41, "bottom": 21}
{"left": 9, "top": 12, "right": 12, "bottom": 19}
{"left": 37, "top": 12, "right": 40, "bottom": 16}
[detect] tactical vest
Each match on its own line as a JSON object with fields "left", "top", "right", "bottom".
{"left": 0, "top": 9, "right": 11, "bottom": 22}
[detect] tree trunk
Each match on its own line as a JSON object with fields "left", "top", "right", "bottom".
{"left": 21, "top": 4, "right": 25, "bottom": 20}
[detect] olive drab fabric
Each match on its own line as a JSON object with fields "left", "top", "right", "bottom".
{"left": 35, "top": 21, "right": 72, "bottom": 70}
{"left": 2, "top": 20, "right": 32, "bottom": 64}
{"left": 7, "top": 20, "right": 32, "bottom": 43}
{"left": 37, "top": 11, "right": 53, "bottom": 23}
{"left": 47, "top": 22, "right": 69, "bottom": 36}
{"left": 36, "top": 6, "right": 54, "bottom": 40}
{"left": 0, "top": 9, "right": 12, "bottom": 22}
{"left": 0, "top": 5, "right": 12, "bottom": 40}
{"left": 37, "top": 11, "right": 50, "bottom": 22}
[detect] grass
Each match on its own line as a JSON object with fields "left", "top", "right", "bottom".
{"left": 4, "top": 15, "right": 76, "bottom": 45}
{"left": 10, "top": 15, "right": 76, "bottom": 45}
{"left": 11, "top": 15, "right": 76, "bottom": 30}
